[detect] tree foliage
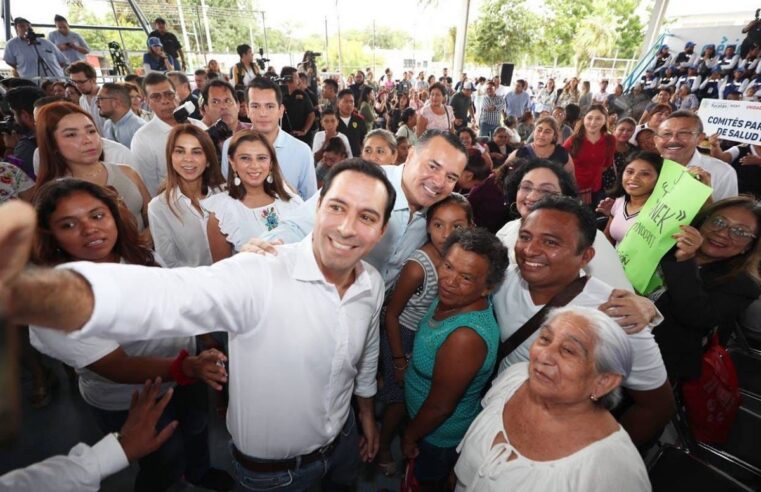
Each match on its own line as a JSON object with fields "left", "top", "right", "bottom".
{"left": 468, "top": 0, "right": 538, "bottom": 67}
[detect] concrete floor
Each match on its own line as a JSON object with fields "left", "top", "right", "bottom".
{"left": 0, "top": 361, "right": 401, "bottom": 491}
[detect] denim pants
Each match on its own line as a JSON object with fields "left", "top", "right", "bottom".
{"left": 233, "top": 411, "right": 361, "bottom": 491}
{"left": 89, "top": 382, "right": 211, "bottom": 491}
{"left": 479, "top": 122, "right": 498, "bottom": 138}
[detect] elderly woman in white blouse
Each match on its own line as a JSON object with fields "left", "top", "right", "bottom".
{"left": 454, "top": 306, "right": 651, "bottom": 492}
{"left": 148, "top": 125, "right": 225, "bottom": 267}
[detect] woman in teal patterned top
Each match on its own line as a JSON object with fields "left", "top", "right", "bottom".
{"left": 403, "top": 228, "right": 509, "bottom": 489}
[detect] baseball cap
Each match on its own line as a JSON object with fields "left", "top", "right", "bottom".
{"left": 148, "top": 37, "right": 163, "bottom": 48}
{"left": 154, "top": 17, "right": 166, "bottom": 24}
{"left": 685, "top": 41, "right": 696, "bottom": 48}
{"left": 13, "top": 17, "right": 30, "bottom": 25}
{"left": 462, "top": 81, "right": 475, "bottom": 91}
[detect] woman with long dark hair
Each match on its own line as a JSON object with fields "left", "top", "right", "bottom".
{"left": 148, "top": 124, "right": 225, "bottom": 267}
{"left": 29, "top": 178, "right": 231, "bottom": 491}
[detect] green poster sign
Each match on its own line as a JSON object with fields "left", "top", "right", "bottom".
{"left": 616, "top": 160, "right": 712, "bottom": 295}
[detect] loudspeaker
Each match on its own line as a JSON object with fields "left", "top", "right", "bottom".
{"left": 500, "top": 63, "right": 514, "bottom": 86}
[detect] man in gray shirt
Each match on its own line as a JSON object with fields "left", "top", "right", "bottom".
{"left": 47, "top": 15, "right": 90, "bottom": 64}
{"left": 98, "top": 82, "right": 145, "bottom": 148}
{"left": 504, "top": 79, "right": 531, "bottom": 119}
{"left": 3, "top": 17, "right": 67, "bottom": 80}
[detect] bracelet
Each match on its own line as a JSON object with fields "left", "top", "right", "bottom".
{"left": 392, "top": 355, "right": 407, "bottom": 360}
{"left": 393, "top": 359, "right": 409, "bottom": 370}
{"left": 170, "top": 349, "right": 197, "bottom": 386}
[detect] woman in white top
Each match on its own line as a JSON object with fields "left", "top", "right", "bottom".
{"left": 455, "top": 306, "right": 650, "bottom": 492}
{"left": 496, "top": 159, "right": 633, "bottom": 290}
{"left": 416, "top": 82, "right": 455, "bottom": 136}
{"left": 148, "top": 125, "right": 225, "bottom": 268}
{"left": 205, "top": 130, "right": 303, "bottom": 261}
{"left": 29, "top": 178, "right": 230, "bottom": 490}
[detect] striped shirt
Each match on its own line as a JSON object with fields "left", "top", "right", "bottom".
{"left": 479, "top": 95, "right": 506, "bottom": 126}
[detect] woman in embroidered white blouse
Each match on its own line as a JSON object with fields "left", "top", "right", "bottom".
{"left": 204, "top": 130, "right": 302, "bottom": 261}
{"left": 454, "top": 306, "right": 651, "bottom": 492}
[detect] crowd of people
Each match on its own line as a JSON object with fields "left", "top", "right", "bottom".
{"left": 0, "top": 12, "right": 760, "bottom": 492}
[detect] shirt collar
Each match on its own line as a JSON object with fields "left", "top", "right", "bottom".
{"left": 381, "top": 164, "right": 416, "bottom": 213}
{"left": 290, "top": 234, "right": 372, "bottom": 294}
{"left": 273, "top": 128, "right": 286, "bottom": 149}
{"left": 114, "top": 110, "right": 134, "bottom": 127}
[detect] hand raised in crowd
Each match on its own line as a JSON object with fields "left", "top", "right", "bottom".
{"left": 740, "top": 154, "right": 761, "bottom": 167}
{"left": 672, "top": 224, "right": 703, "bottom": 262}
{"left": 240, "top": 237, "right": 283, "bottom": 256}
{"left": 0, "top": 201, "right": 35, "bottom": 293}
{"left": 182, "top": 348, "right": 228, "bottom": 391}
{"left": 687, "top": 166, "right": 712, "bottom": 188}
{"left": 599, "top": 289, "right": 658, "bottom": 334}
{"left": 118, "top": 378, "right": 178, "bottom": 462}
{"left": 596, "top": 197, "right": 615, "bottom": 217}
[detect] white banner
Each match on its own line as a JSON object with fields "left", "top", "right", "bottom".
{"left": 698, "top": 99, "right": 761, "bottom": 146}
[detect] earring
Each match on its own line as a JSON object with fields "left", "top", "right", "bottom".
{"left": 589, "top": 394, "right": 599, "bottom": 402}
{"left": 233, "top": 173, "right": 241, "bottom": 187}
{"left": 266, "top": 173, "right": 273, "bottom": 184}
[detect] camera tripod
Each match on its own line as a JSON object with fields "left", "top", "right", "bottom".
{"left": 30, "top": 39, "right": 56, "bottom": 85}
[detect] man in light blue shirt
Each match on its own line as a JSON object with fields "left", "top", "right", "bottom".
{"left": 221, "top": 77, "right": 317, "bottom": 200}
{"left": 47, "top": 15, "right": 90, "bottom": 64}
{"left": 4, "top": 17, "right": 67, "bottom": 80}
{"left": 98, "top": 82, "right": 145, "bottom": 148}
{"left": 252, "top": 130, "right": 468, "bottom": 288}
{"left": 504, "top": 79, "right": 531, "bottom": 119}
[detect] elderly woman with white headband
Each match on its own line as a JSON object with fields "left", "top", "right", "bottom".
{"left": 454, "top": 306, "right": 651, "bottom": 492}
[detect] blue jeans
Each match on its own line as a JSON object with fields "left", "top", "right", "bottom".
{"left": 233, "top": 411, "right": 360, "bottom": 491}
{"left": 89, "top": 382, "right": 210, "bottom": 491}
{"left": 479, "top": 122, "right": 498, "bottom": 138}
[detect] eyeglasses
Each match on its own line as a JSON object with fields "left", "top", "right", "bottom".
{"left": 94, "top": 96, "right": 115, "bottom": 103}
{"left": 70, "top": 78, "right": 92, "bottom": 86}
{"left": 654, "top": 130, "right": 699, "bottom": 140}
{"left": 518, "top": 183, "right": 560, "bottom": 198}
{"left": 705, "top": 216, "right": 757, "bottom": 243}
{"left": 148, "top": 90, "right": 176, "bottom": 102}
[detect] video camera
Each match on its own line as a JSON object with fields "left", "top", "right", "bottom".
{"left": 255, "top": 48, "right": 270, "bottom": 71}
{"left": 22, "top": 28, "right": 45, "bottom": 45}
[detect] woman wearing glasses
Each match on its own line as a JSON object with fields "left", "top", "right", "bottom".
{"left": 495, "top": 159, "right": 633, "bottom": 289}
{"left": 653, "top": 195, "right": 761, "bottom": 381}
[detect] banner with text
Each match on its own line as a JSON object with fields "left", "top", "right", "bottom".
{"left": 698, "top": 99, "right": 761, "bottom": 146}
{"left": 617, "top": 160, "right": 712, "bottom": 295}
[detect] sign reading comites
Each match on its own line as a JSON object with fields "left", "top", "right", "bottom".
{"left": 698, "top": 99, "right": 761, "bottom": 145}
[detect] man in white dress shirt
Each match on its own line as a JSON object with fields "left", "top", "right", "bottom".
{"left": 0, "top": 159, "right": 395, "bottom": 491}
{"left": 493, "top": 196, "right": 676, "bottom": 446}
{"left": 67, "top": 61, "right": 107, "bottom": 135}
{"left": 654, "top": 111, "right": 738, "bottom": 201}
{"left": 131, "top": 72, "right": 206, "bottom": 196}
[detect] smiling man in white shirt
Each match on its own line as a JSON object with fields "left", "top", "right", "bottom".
{"left": 0, "top": 159, "right": 396, "bottom": 492}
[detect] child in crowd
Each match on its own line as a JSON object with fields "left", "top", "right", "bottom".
{"left": 376, "top": 194, "right": 474, "bottom": 476}
{"left": 598, "top": 151, "right": 663, "bottom": 245}
{"left": 315, "top": 137, "right": 348, "bottom": 187}
{"left": 312, "top": 106, "right": 353, "bottom": 163}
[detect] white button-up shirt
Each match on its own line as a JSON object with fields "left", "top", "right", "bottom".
{"left": 0, "top": 433, "right": 127, "bottom": 492}
{"left": 148, "top": 187, "right": 219, "bottom": 268}
{"left": 686, "top": 149, "right": 738, "bottom": 201}
{"left": 64, "top": 235, "right": 383, "bottom": 459}
{"left": 131, "top": 116, "right": 206, "bottom": 196}
{"left": 261, "top": 164, "right": 428, "bottom": 289}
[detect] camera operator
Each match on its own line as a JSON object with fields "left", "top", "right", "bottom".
{"left": 47, "top": 15, "right": 89, "bottom": 64}
{"left": 5, "top": 86, "right": 45, "bottom": 179}
{"left": 168, "top": 71, "right": 201, "bottom": 120}
{"left": 3, "top": 17, "right": 67, "bottom": 81}
{"left": 199, "top": 79, "right": 247, "bottom": 157}
{"left": 280, "top": 66, "right": 315, "bottom": 145}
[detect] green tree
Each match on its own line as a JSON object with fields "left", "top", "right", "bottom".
{"left": 468, "top": 0, "right": 539, "bottom": 66}
{"left": 432, "top": 26, "right": 456, "bottom": 63}
{"left": 572, "top": 10, "right": 617, "bottom": 74}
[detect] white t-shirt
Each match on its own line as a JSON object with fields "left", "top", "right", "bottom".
{"left": 30, "top": 297, "right": 194, "bottom": 411}
{"left": 203, "top": 192, "right": 304, "bottom": 252}
{"left": 493, "top": 266, "right": 667, "bottom": 391}
{"left": 311, "top": 131, "right": 353, "bottom": 158}
{"left": 685, "top": 150, "right": 738, "bottom": 201}
{"left": 454, "top": 363, "right": 651, "bottom": 492}
{"left": 495, "top": 219, "right": 633, "bottom": 291}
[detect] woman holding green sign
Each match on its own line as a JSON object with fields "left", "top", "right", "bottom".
{"left": 653, "top": 195, "right": 761, "bottom": 380}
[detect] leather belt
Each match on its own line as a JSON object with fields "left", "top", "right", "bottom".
{"left": 232, "top": 440, "right": 338, "bottom": 473}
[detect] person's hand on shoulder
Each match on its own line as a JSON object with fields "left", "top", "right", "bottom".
{"left": 240, "top": 237, "right": 283, "bottom": 256}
